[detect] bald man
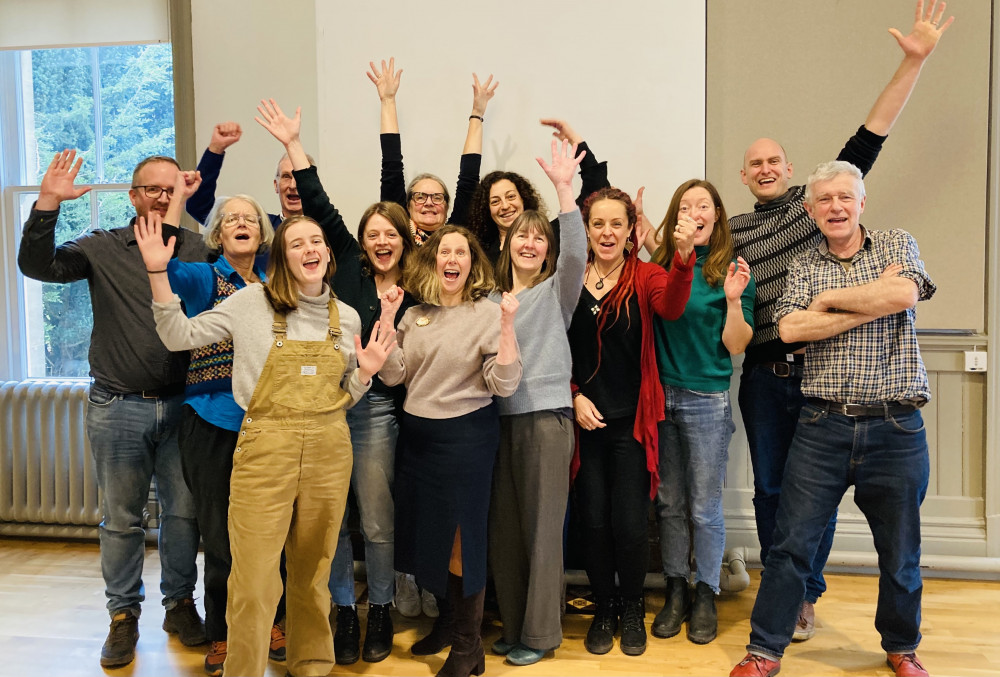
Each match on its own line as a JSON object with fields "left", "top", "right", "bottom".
{"left": 729, "top": 0, "right": 951, "bottom": 650}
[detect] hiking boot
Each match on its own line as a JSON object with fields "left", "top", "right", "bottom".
{"left": 268, "top": 621, "right": 286, "bottom": 662}
{"left": 687, "top": 581, "right": 717, "bottom": 644}
{"left": 584, "top": 596, "right": 618, "bottom": 655}
{"left": 100, "top": 610, "right": 139, "bottom": 668}
{"left": 163, "top": 598, "right": 207, "bottom": 646}
{"left": 619, "top": 597, "right": 647, "bottom": 656}
{"left": 204, "top": 640, "right": 226, "bottom": 676}
{"left": 333, "top": 605, "right": 360, "bottom": 665}
{"left": 652, "top": 576, "right": 690, "bottom": 638}
{"left": 362, "top": 603, "right": 393, "bottom": 663}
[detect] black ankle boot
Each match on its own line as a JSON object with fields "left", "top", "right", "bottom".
{"left": 652, "top": 576, "right": 690, "bottom": 638}
{"left": 687, "top": 581, "right": 717, "bottom": 644}
{"left": 411, "top": 593, "right": 453, "bottom": 655}
{"left": 333, "top": 604, "right": 360, "bottom": 665}
{"left": 619, "top": 596, "right": 647, "bottom": 656}
{"left": 437, "top": 574, "right": 485, "bottom": 677}
{"left": 584, "top": 596, "right": 618, "bottom": 655}
{"left": 362, "top": 602, "right": 394, "bottom": 662}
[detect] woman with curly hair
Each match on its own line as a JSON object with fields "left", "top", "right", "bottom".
{"left": 467, "top": 119, "right": 609, "bottom": 263}
{"left": 648, "top": 179, "right": 753, "bottom": 646}
{"left": 379, "top": 224, "right": 522, "bottom": 676}
{"left": 566, "top": 186, "right": 695, "bottom": 658}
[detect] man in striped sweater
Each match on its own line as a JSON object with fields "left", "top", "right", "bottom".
{"left": 729, "top": 0, "right": 952, "bottom": 653}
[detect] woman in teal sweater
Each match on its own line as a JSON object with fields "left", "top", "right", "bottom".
{"left": 648, "top": 179, "right": 754, "bottom": 645}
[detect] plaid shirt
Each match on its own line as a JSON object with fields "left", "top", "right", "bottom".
{"left": 774, "top": 227, "right": 936, "bottom": 404}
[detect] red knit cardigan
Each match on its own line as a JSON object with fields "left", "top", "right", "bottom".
{"left": 570, "top": 250, "right": 694, "bottom": 499}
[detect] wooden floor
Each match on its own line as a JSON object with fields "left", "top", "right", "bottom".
{"left": 1, "top": 538, "right": 997, "bottom": 677}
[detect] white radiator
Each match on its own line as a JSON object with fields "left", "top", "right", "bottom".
{"left": 0, "top": 379, "right": 101, "bottom": 537}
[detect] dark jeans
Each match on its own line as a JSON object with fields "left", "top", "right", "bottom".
{"left": 739, "top": 364, "right": 835, "bottom": 602}
{"left": 177, "top": 405, "right": 286, "bottom": 640}
{"left": 747, "top": 406, "right": 929, "bottom": 660}
{"left": 573, "top": 416, "right": 650, "bottom": 600}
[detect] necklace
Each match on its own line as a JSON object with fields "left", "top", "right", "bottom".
{"left": 590, "top": 258, "right": 625, "bottom": 290}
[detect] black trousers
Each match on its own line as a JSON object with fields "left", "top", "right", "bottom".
{"left": 573, "top": 416, "right": 651, "bottom": 600}
{"left": 177, "top": 404, "right": 287, "bottom": 640}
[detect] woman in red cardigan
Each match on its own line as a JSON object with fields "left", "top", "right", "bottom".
{"left": 567, "top": 187, "right": 694, "bottom": 658}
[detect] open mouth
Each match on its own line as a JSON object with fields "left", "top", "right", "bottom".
{"left": 374, "top": 248, "right": 393, "bottom": 263}
{"left": 828, "top": 216, "right": 848, "bottom": 225}
{"left": 443, "top": 270, "right": 460, "bottom": 281}
{"left": 303, "top": 257, "right": 321, "bottom": 271}
{"left": 758, "top": 177, "right": 776, "bottom": 187}
{"left": 286, "top": 191, "right": 301, "bottom": 204}
{"left": 235, "top": 233, "right": 251, "bottom": 241}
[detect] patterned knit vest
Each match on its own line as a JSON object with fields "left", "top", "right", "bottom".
{"left": 184, "top": 267, "right": 238, "bottom": 395}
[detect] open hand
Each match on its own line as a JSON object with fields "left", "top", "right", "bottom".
{"left": 536, "top": 139, "right": 584, "bottom": 191}
{"left": 889, "top": 0, "right": 954, "bottom": 61}
{"left": 135, "top": 212, "right": 175, "bottom": 272}
{"left": 471, "top": 73, "right": 498, "bottom": 117}
{"left": 37, "top": 150, "right": 91, "bottom": 210}
{"left": 724, "top": 257, "right": 752, "bottom": 301}
{"left": 367, "top": 58, "right": 402, "bottom": 101}
{"left": 254, "top": 99, "right": 301, "bottom": 146}
{"left": 355, "top": 321, "right": 397, "bottom": 382}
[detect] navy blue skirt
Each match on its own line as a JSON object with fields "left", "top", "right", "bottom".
{"left": 394, "top": 402, "right": 499, "bottom": 598}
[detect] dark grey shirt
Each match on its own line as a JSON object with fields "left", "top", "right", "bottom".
{"left": 18, "top": 206, "right": 208, "bottom": 393}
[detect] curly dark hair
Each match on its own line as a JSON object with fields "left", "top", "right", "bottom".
{"left": 467, "top": 171, "right": 546, "bottom": 250}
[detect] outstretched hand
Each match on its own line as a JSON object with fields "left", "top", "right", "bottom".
{"left": 724, "top": 257, "right": 752, "bottom": 301}
{"left": 355, "top": 321, "right": 397, "bottom": 383}
{"left": 208, "top": 122, "right": 242, "bottom": 154}
{"left": 255, "top": 99, "right": 301, "bottom": 147}
{"left": 889, "top": 0, "right": 954, "bottom": 61}
{"left": 536, "top": 139, "right": 584, "bottom": 191}
{"left": 539, "top": 119, "right": 582, "bottom": 146}
{"left": 471, "top": 73, "right": 498, "bottom": 117}
{"left": 135, "top": 212, "right": 175, "bottom": 272}
{"left": 37, "top": 150, "right": 92, "bottom": 210}
{"left": 368, "top": 58, "right": 402, "bottom": 101}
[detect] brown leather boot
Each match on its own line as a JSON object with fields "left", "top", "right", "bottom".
{"left": 436, "top": 574, "right": 485, "bottom": 677}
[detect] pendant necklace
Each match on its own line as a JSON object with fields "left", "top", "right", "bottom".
{"left": 591, "top": 258, "right": 625, "bottom": 290}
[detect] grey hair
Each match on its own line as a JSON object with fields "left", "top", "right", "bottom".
{"left": 275, "top": 152, "right": 317, "bottom": 178}
{"left": 805, "top": 160, "right": 865, "bottom": 204}
{"left": 203, "top": 194, "right": 275, "bottom": 253}
{"left": 406, "top": 173, "right": 451, "bottom": 207}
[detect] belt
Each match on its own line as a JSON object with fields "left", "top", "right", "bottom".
{"left": 124, "top": 383, "right": 185, "bottom": 399}
{"left": 757, "top": 361, "right": 804, "bottom": 378}
{"left": 806, "top": 397, "right": 921, "bottom": 417}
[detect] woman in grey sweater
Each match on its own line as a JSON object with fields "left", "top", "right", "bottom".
{"left": 136, "top": 191, "right": 397, "bottom": 677}
{"left": 487, "top": 140, "right": 587, "bottom": 666}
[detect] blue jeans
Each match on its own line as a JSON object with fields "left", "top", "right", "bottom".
{"left": 747, "top": 405, "right": 929, "bottom": 660}
{"left": 739, "top": 364, "right": 835, "bottom": 602}
{"left": 656, "top": 385, "right": 735, "bottom": 592}
{"left": 329, "top": 390, "right": 398, "bottom": 606}
{"left": 86, "top": 385, "right": 199, "bottom": 615}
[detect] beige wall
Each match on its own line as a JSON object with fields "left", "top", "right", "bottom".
{"left": 706, "top": 1, "right": 991, "bottom": 332}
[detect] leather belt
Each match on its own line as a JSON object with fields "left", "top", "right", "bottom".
{"left": 757, "top": 361, "right": 804, "bottom": 378}
{"left": 806, "top": 397, "right": 921, "bottom": 417}
{"left": 128, "top": 383, "right": 185, "bottom": 399}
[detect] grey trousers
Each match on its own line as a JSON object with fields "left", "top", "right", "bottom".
{"left": 488, "top": 410, "right": 574, "bottom": 650}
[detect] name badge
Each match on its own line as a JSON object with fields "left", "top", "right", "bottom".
{"left": 785, "top": 353, "right": 794, "bottom": 362}
{"left": 301, "top": 365, "right": 317, "bottom": 376}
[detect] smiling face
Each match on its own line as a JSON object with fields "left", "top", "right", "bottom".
{"left": 409, "top": 177, "right": 448, "bottom": 231}
{"left": 741, "top": 138, "right": 793, "bottom": 203}
{"left": 509, "top": 226, "right": 549, "bottom": 279}
{"left": 283, "top": 219, "right": 330, "bottom": 295}
{"left": 129, "top": 160, "right": 178, "bottom": 220}
{"left": 362, "top": 213, "right": 403, "bottom": 278}
{"left": 804, "top": 173, "right": 866, "bottom": 253}
{"left": 678, "top": 186, "right": 718, "bottom": 247}
{"left": 274, "top": 157, "right": 302, "bottom": 217}
{"left": 587, "top": 198, "right": 633, "bottom": 266}
{"left": 217, "top": 197, "right": 263, "bottom": 259}
{"left": 435, "top": 232, "right": 472, "bottom": 305}
{"left": 489, "top": 179, "right": 524, "bottom": 233}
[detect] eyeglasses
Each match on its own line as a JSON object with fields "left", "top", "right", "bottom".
{"left": 132, "top": 185, "right": 174, "bottom": 199}
{"left": 411, "top": 191, "right": 445, "bottom": 205}
{"left": 221, "top": 213, "right": 261, "bottom": 227}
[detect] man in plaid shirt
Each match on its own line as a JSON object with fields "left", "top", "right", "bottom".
{"left": 731, "top": 160, "right": 935, "bottom": 677}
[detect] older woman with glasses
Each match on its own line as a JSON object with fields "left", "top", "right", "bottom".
{"left": 369, "top": 57, "right": 497, "bottom": 245}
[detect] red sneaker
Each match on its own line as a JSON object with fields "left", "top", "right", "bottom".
{"left": 730, "top": 652, "right": 781, "bottom": 677}
{"left": 887, "top": 652, "right": 929, "bottom": 677}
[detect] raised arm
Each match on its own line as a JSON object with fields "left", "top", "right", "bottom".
{"left": 541, "top": 119, "right": 610, "bottom": 207}
{"left": 448, "top": 74, "right": 495, "bottom": 225}
{"left": 186, "top": 122, "right": 242, "bottom": 224}
{"left": 370, "top": 59, "right": 407, "bottom": 207}
{"left": 537, "top": 139, "right": 588, "bottom": 316}
{"left": 368, "top": 58, "right": 402, "bottom": 134}
{"left": 864, "top": 0, "right": 953, "bottom": 136}
{"left": 18, "top": 150, "right": 93, "bottom": 283}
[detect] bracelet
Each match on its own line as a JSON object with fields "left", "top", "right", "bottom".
{"left": 572, "top": 391, "right": 583, "bottom": 399}
{"left": 469, "top": 114, "right": 483, "bottom": 122}
{"left": 146, "top": 269, "right": 168, "bottom": 274}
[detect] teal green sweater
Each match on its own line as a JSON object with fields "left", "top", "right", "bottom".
{"left": 654, "top": 246, "right": 755, "bottom": 392}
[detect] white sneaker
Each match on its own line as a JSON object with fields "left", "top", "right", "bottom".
{"left": 421, "top": 587, "right": 439, "bottom": 618}
{"left": 394, "top": 572, "right": 421, "bottom": 618}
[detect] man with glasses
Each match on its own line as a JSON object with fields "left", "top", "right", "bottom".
{"left": 18, "top": 151, "right": 209, "bottom": 668}
{"left": 185, "top": 121, "right": 311, "bottom": 227}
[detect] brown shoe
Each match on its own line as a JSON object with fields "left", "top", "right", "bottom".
{"left": 887, "top": 652, "right": 929, "bottom": 677}
{"left": 204, "top": 640, "right": 226, "bottom": 676}
{"left": 269, "top": 622, "right": 286, "bottom": 662}
{"left": 791, "top": 600, "right": 815, "bottom": 641}
{"left": 163, "top": 598, "right": 207, "bottom": 646}
{"left": 100, "top": 611, "right": 139, "bottom": 668}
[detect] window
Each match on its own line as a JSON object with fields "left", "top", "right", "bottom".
{"left": 2, "top": 44, "right": 175, "bottom": 378}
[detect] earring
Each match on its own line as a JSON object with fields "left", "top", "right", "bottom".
{"left": 624, "top": 240, "right": 635, "bottom": 254}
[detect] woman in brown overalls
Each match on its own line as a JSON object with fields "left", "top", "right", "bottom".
{"left": 138, "top": 208, "right": 399, "bottom": 677}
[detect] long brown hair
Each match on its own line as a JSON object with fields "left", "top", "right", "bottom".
{"left": 651, "top": 179, "right": 733, "bottom": 286}
{"left": 581, "top": 187, "right": 640, "bottom": 380}
{"left": 356, "top": 201, "right": 415, "bottom": 279}
{"left": 263, "top": 215, "right": 336, "bottom": 315}
{"left": 403, "top": 225, "right": 494, "bottom": 305}
{"left": 494, "top": 210, "right": 556, "bottom": 293}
